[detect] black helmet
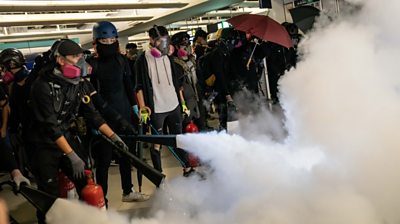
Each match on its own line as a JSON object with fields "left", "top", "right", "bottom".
{"left": 0, "top": 48, "right": 25, "bottom": 70}
{"left": 217, "top": 28, "right": 246, "bottom": 52}
{"left": 171, "top": 31, "right": 190, "bottom": 46}
{"left": 219, "top": 27, "right": 245, "bottom": 42}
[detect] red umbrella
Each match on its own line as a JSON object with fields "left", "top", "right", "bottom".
{"left": 227, "top": 14, "right": 293, "bottom": 48}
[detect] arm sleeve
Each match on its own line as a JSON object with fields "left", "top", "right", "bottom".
{"left": 134, "top": 54, "right": 144, "bottom": 92}
{"left": 8, "top": 88, "right": 19, "bottom": 134}
{"left": 88, "top": 86, "right": 125, "bottom": 125}
{"left": 122, "top": 57, "right": 137, "bottom": 106}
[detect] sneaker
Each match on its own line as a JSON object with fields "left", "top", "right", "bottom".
{"left": 122, "top": 192, "right": 150, "bottom": 202}
{"left": 183, "top": 167, "right": 207, "bottom": 180}
{"left": 183, "top": 167, "right": 196, "bottom": 177}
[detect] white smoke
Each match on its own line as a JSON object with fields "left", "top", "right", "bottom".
{"left": 47, "top": 0, "right": 400, "bottom": 223}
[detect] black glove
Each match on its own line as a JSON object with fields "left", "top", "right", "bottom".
{"left": 110, "top": 133, "right": 129, "bottom": 151}
{"left": 66, "top": 151, "right": 85, "bottom": 179}
{"left": 227, "top": 100, "right": 237, "bottom": 112}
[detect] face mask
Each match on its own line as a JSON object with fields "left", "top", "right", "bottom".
{"left": 96, "top": 42, "right": 119, "bottom": 57}
{"left": 14, "top": 68, "right": 29, "bottom": 82}
{"left": 3, "top": 71, "right": 14, "bottom": 84}
{"left": 62, "top": 64, "right": 81, "bottom": 79}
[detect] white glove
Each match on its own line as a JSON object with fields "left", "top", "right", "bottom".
{"left": 12, "top": 170, "right": 31, "bottom": 190}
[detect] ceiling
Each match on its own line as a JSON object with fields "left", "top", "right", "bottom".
{"left": 0, "top": 0, "right": 274, "bottom": 55}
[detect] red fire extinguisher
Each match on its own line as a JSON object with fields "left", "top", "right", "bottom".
{"left": 81, "top": 170, "right": 106, "bottom": 211}
{"left": 58, "top": 170, "right": 78, "bottom": 199}
{"left": 184, "top": 121, "right": 200, "bottom": 167}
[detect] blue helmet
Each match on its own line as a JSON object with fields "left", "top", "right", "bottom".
{"left": 92, "top": 21, "right": 118, "bottom": 39}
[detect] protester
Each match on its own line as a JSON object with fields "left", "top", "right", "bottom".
{"left": 135, "top": 25, "right": 193, "bottom": 176}
{"left": 0, "top": 85, "right": 30, "bottom": 189}
{"left": 171, "top": 31, "right": 206, "bottom": 130}
{"left": 27, "top": 39, "right": 126, "bottom": 223}
{"left": 87, "top": 21, "right": 149, "bottom": 203}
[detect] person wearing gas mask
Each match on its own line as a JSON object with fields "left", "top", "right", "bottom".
{"left": 0, "top": 49, "right": 29, "bottom": 139}
{"left": 125, "top": 43, "right": 139, "bottom": 86}
{"left": 0, "top": 48, "right": 34, "bottom": 173}
{"left": 0, "top": 79, "right": 30, "bottom": 190}
{"left": 87, "top": 21, "right": 148, "bottom": 204}
{"left": 171, "top": 31, "right": 205, "bottom": 131}
{"left": 192, "top": 29, "right": 209, "bottom": 61}
{"left": 27, "top": 39, "right": 126, "bottom": 223}
{"left": 200, "top": 28, "right": 244, "bottom": 130}
{"left": 135, "top": 25, "right": 192, "bottom": 176}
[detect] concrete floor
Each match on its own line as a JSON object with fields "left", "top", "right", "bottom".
{"left": 0, "top": 147, "right": 183, "bottom": 224}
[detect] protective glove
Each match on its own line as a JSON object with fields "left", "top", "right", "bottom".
{"left": 12, "top": 172, "right": 31, "bottom": 190}
{"left": 66, "top": 151, "right": 85, "bottom": 179}
{"left": 182, "top": 102, "right": 190, "bottom": 117}
{"left": 227, "top": 100, "right": 237, "bottom": 111}
{"left": 110, "top": 133, "right": 129, "bottom": 151}
{"left": 132, "top": 105, "right": 139, "bottom": 117}
{"left": 226, "top": 94, "right": 233, "bottom": 103}
{"left": 139, "top": 107, "right": 151, "bottom": 124}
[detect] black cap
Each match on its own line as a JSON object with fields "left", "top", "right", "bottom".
{"left": 126, "top": 43, "right": 137, "bottom": 50}
{"left": 194, "top": 29, "right": 207, "bottom": 39}
{"left": 171, "top": 32, "right": 190, "bottom": 46}
{"left": 57, "top": 39, "right": 84, "bottom": 56}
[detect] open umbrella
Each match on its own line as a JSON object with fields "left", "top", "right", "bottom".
{"left": 289, "top": 5, "right": 320, "bottom": 33}
{"left": 228, "top": 14, "right": 292, "bottom": 107}
{"left": 227, "top": 14, "right": 292, "bottom": 49}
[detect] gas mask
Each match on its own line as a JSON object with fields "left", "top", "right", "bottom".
{"left": 62, "top": 64, "right": 81, "bottom": 79}
{"left": 178, "top": 45, "right": 192, "bottom": 59}
{"left": 75, "top": 56, "right": 88, "bottom": 77}
{"left": 2, "top": 71, "right": 14, "bottom": 84}
{"left": 221, "top": 38, "right": 243, "bottom": 54}
{"left": 153, "top": 36, "right": 170, "bottom": 57}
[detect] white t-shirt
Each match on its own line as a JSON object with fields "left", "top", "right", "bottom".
{"left": 145, "top": 50, "right": 179, "bottom": 113}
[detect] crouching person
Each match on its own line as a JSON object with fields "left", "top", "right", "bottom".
{"left": 26, "top": 39, "right": 126, "bottom": 224}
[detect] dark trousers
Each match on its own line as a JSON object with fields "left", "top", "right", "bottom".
{"left": 91, "top": 136, "right": 134, "bottom": 200}
{"left": 30, "top": 138, "right": 87, "bottom": 224}
{"left": 150, "top": 106, "right": 189, "bottom": 170}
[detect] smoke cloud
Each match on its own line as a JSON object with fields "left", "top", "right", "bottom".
{"left": 47, "top": 0, "right": 400, "bottom": 223}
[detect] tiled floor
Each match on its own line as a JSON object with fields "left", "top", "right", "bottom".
{"left": 0, "top": 147, "right": 183, "bottom": 224}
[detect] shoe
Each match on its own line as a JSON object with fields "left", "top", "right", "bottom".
{"left": 183, "top": 167, "right": 196, "bottom": 177}
{"left": 183, "top": 167, "right": 207, "bottom": 180}
{"left": 122, "top": 191, "right": 150, "bottom": 202}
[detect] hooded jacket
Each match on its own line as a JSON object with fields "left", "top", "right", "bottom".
{"left": 134, "top": 52, "right": 182, "bottom": 113}
{"left": 27, "top": 65, "right": 105, "bottom": 146}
